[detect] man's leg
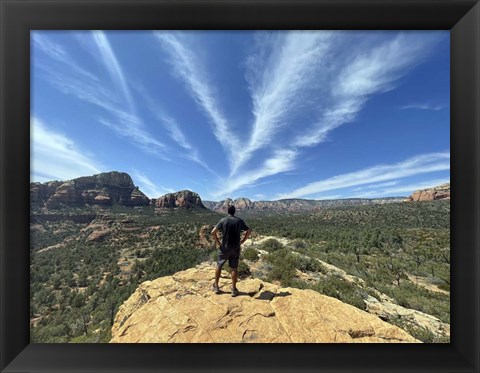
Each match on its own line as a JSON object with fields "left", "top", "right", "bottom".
{"left": 230, "top": 254, "right": 240, "bottom": 296}
{"left": 231, "top": 268, "right": 238, "bottom": 290}
{"left": 214, "top": 264, "right": 222, "bottom": 287}
{"left": 213, "top": 254, "right": 227, "bottom": 293}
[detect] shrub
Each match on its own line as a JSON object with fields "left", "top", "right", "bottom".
{"left": 291, "top": 239, "right": 307, "bottom": 250}
{"left": 265, "top": 249, "right": 298, "bottom": 286}
{"left": 223, "top": 259, "right": 251, "bottom": 279}
{"left": 295, "top": 255, "right": 324, "bottom": 273}
{"left": 210, "top": 250, "right": 219, "bottom": 263}
{"left": 242, "top": 247, "right": 259, "bottom": 261}
{"left": 260, "top": 238, "right": 284, "bottom": 252}
{"left": 236, "top": 260, "right": 251, "bottom": 278}
{"left": 437, "top": 283, "right": 450, "bottom": 292}
{"left": 313, "top": 275, "right": 366, "bottom": 310}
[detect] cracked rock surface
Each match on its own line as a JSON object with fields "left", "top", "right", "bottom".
{"left": 110, "top": 263, "right": 418, "bottom": 343}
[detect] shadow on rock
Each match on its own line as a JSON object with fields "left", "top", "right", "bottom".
{"left": 255, "top": 290, "right": 291, "bottom": 301}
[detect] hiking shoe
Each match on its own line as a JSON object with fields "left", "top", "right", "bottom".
{"left": 231, "top": 287, "right": 239, "bottom": 297}
{"left": 212, "top": 284, "right": 220, "bottom": 294}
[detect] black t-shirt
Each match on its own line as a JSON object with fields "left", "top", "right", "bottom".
{"left": 216, "top": 215, "right": 250, "bottom": 251}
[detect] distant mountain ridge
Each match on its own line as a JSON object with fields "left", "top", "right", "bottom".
{"left": 203, "top": 196, "right": 406, "bottom": 213}
{"left": 204, "top": 183, "right": 451, "bottom": 213}
{"left": 31, "top": 171, "right": 449, "bottom": 212}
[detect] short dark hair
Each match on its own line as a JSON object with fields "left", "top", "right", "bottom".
{"left": 228, "top": 205, "right": 236, "bottom": 215}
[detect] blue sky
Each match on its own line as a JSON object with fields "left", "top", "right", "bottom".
{"left": 31, "top": 30, "right": 450, "bottom": 201}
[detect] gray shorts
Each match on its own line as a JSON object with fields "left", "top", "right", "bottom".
{"left": 217, "top": 247, "right": 240, "bottom": 269}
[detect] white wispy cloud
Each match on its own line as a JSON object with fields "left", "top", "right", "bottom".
{"left": 156, "top": 111, "right": 193, "bottom": 151}
{"left": 401, "top": 103, "right": 445, "bottom": 111}
{"left": 131, "top": 170, "right": 174, "bottom": 198}
{"left": 141, "top": 90, "right": 193, "bottom": 151}
{"left": 276, "top": 152, "right": 450, "bottom": 199}
{"left": 97, "top": 118, "right": 168, "bottom": 157}
{"left": 45, "top": 70, "right": 120, "bottom": 113}
{"left": 46, "top": 69, "right": 169, "bottom": 158}
{"left": 154, "top": 32, "right": 239, "bottom": 162}
{"left": 351, "top": 180, "right": 399, "bottom": 192}
{"left": 212, "top": 149, "right": 297, "bottom": 199}
{"left": 92, "top": 30, "right": 135, "bottom": 111}
{"left": 294, "top": 33, "right": 439, "bottom": 147}
{"left": 141, "top": 89, "right": 220, "bottom": 176}
{"left": 32, "top": 32, "right": 99, "bottom": 82}
{"left": 34, "top": 32, "right": 170, "bottom": 160}
{"left": 220, "top": 32, "right": 441, "bottom": 197}
{"left": 31, "top": 117, "right": 103, "bottom": 181}
{"left": 232, "top": 31, "right": 335, "bottom": 174}
{"left": 346, "top": 177, "right": 450, "bottom": 198}
{"left": 308, "top": 194, "right": 343, "bottom": 201}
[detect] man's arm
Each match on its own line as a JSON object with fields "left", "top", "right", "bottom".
{"left": 240, "top": 228, "right": 252, "bottom": 245}
{"left": 211, "top": 226, "right": 221, "bottom": 247}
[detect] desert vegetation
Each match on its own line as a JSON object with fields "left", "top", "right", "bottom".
{"left": 30, "top": 200, "right": 450, "bottom": 343}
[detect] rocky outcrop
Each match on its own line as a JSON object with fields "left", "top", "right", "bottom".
{"left": 409, "top": 183, "right": 450, "bottom": 202}
{"left": 30, "top": 181, "right": 63, "bottom": 204}
{"left": 31, "top": 172, "right": 151, "bottom": 209}
{"left": 110, "top": 263, "right": 418, "bottom": 343}
{"left": 86, "top": 229, "right": 111, "bottom": 243}
{"left": 155, "top": 190, "right": 205, "bottom": 209}
{"left": 364, "top": 295, "right": 450, "bottom": 339}
{"left": 204, "top": 197, "right": 405, "bottom": 213}
{"left": 234, "top": 198, "right": 255, "bottom": 210}
{"left": 242, "top": 237, "right": 450, "bottom": 341}
{"left": 124, "top": 187, "right": 150, "bottom": 206}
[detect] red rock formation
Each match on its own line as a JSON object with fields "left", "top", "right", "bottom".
{"left": 30, "top": 181, "right": 62, "bottom": 204}
{"left": 125, "top": 188, "right": 150, "bottom": 206}
{"left": 155, "top": 190, "right": 205, "bottom": 209}
{"left": 31, "top": 172, "right": 152, "bottom": 209}
{"left": 409, "top": 183, "right": 450, "bottom": 202}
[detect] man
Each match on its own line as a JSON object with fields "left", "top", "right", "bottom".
{"left": 211, "top": 205, "right": 251, "bottom": 297}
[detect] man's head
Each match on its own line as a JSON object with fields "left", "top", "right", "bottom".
{"left": 227, "top": 205, "right": 236, "bottom": 216}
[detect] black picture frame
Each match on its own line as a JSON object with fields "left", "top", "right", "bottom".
{"left": 1, "top": 0, "right": 479, "bottom": 372}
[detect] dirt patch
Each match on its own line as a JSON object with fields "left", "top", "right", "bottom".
{"left": 407, "top": 274, "right": 449, "bottom": 295}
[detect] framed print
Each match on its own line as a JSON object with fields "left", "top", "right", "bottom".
{"left": 1, "top": 0, "right": 479, "bottom": 372}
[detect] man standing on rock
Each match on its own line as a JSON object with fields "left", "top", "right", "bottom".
{"left": 211, "top": 205, "right": 251, "bottom": 297}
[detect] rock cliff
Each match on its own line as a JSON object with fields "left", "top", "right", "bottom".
{"left": 155, "top": 190, "right": 206, "bottom": 209}
{"left": 31, "top": 172, "right": 150, "bottom": 209}
{"left": 409, "top": 183, "right": 450, "bottom": 202}
{"left": 110, "top": 263, "right": 418, "bottom": 343}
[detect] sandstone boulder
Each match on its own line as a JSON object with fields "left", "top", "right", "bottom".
{"left": 110, "top": 263, "right": 418, "bottom": 343}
